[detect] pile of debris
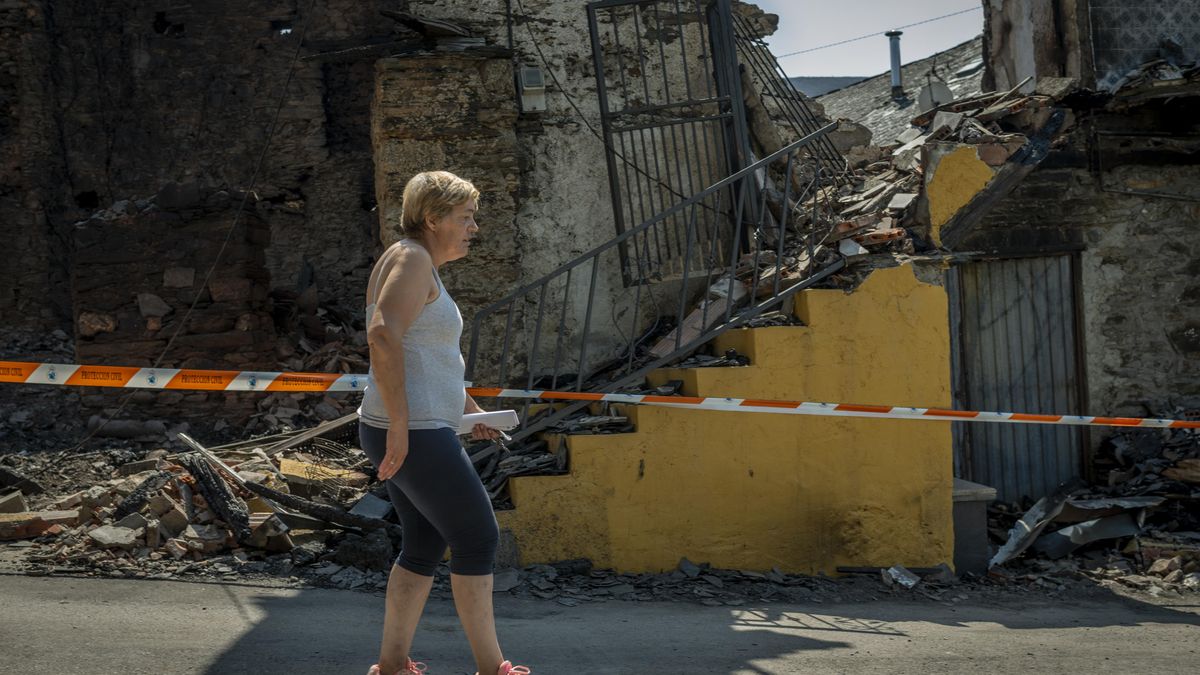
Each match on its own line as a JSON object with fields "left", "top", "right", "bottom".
{"left": 0, "top": 403, "right": 577, "bottom": 577}
{"left": 986, "top": 402, "right": 1200, "bottom": 597}
{"left": 465, "top": 407, "right": 591, "bottom": 507}
{"left": 0, "top": 418, "right": 403, "bottom": 580}
{"left": 731, "top": 75, "right": 1072, "bottom": 303}
{"left": 496, "top": 557, "right": 841, "bottom": 606}
{"left": 1108, "top": 40, "right": 1199, "bottom": 106}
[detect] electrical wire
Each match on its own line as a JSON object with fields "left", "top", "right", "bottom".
{"left": 774, "top": 6, "right": 982, "bottom": 59}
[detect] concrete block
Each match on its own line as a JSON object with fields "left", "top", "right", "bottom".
{"left": 159, "top": 504, "right": 189, "bottom": 537}
{"left": 88, "top": 525, "right": 140, "bottom": 550}
{"left": 118, "top": 459, "right": 161, "bottom": 476}
{"left": 148, "top": 493, "right": 181, "bottom": 517}
{"left": 115, "top": 512, "right": 150, "bottom": 531}
{"left": 0, "top": 491, "right": 28, "bottom": 514}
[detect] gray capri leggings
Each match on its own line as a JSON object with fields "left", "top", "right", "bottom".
{"left": 358, "top": 422, "right": 499, "bottom": 576}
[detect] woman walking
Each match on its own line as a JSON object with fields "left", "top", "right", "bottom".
{"left": 358, "top": 171, "right": 530, "bottom": 675}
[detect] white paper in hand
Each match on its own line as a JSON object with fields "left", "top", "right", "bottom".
{"left": 457, "top": 410, "right": 520, "bottom": 436}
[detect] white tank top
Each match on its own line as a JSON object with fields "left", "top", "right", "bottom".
{"left": 358, "top": 244, "right": 466, "bottom": 431}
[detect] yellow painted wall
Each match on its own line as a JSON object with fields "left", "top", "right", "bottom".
{"left": 497, "top": 265, "right": 954, "bottom": 575}
{"left": 926, "top": 144, "right": 996, "bottom": 247}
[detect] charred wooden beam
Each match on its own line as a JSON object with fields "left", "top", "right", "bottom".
{"left": 113, "top": 471, "right": 172, "bottom": 520}
{"left": 242, "top": 480, "right": 403, "bottom": 540}
{"left": 177, "top": 453, "right": 252, "bottom": 542}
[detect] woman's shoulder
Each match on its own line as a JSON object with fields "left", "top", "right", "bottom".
{"left": 383, "top": 239, "right": 434, "bottom": 272}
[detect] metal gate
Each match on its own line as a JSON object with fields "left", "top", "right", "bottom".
{"left": 951, "top": 255, "right": 1086, "bottom": 502}
{"left": 587, "top": 0, "right": 753, "bottom": 283}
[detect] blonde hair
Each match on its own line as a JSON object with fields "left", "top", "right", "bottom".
{"left": 400, "top": 171, "right": 480, "bottom": 238}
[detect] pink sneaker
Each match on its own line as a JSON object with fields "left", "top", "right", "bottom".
{"left": 367, "top": 658, "right": 428, "bottom": 674}
{"left": 497, "top": 661, "right": 530, "bottom": 675}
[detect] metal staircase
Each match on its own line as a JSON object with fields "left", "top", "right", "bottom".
{"left": 463, "top": 0, "right": 846, "bottom": 450}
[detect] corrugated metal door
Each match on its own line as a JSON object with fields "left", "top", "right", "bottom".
{"left": 954, "top": 256, "right": 1084, "bottom": 502}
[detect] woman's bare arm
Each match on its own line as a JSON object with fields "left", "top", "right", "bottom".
{"left": 367, "top": 244, "right": 435, "bottom": 478}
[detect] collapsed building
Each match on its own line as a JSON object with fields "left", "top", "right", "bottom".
{"left": 1, "top": 0, "right": 1198, "bottom": 588}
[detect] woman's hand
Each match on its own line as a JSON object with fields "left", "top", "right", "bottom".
{"left": 464, "top": 392, "right": 500, "bottom": 441}
{"left": 378, "top": 427, "right": 409, "bottom": 480}
{"left": 471, "top": 423, "right": 502, "bottom": 442}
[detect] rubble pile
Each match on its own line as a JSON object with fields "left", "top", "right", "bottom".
{"left": 466, "top": 407, "right": 595, "bottom": 506}
{"left": 498, "top": 557, "right": 843, "bottom": 606}
{"left": 986, "top": 402, "right": 1200, "bottom": 598}
{"left": 0, "top": 421, "right": 399, "bottom": 581}
{"left": 0, "top": 404, "right": 577, "bottom": 577}
{"left": 734, "top": 74, "right": 1071, "bottom": 298}
{"left": 1108, "top": 45, "right": 1200, "bottom": 106}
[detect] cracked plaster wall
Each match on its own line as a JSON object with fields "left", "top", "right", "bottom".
{"left": 380, "top": 0, "right": 747, "bottom": 385}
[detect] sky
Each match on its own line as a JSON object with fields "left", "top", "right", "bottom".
{"left": 754, "top": 0, "right": 985, "bottom": 77}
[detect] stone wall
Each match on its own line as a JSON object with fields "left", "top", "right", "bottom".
{"left": 0, "top": 0, "right": 385, "bottom": 334}
{"left": 380, "top": 1, "right": 797, "bottom": 386}
{"left": 71, "top": 187, "right": 276, "bottom": 419}
{"left": 371, "top": 51, "right": 522, "bottom": 385}
{"left": 965, "top": 100, "right": 1200, "bottom": 416}
{"left": 402, "top": 0, "right": 648, "bottom": 385}
{"left": 0, "top": 0, "right": 68, "bottom": 331}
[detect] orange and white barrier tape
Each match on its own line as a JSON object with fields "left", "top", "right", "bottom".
{"left": 0, "top": 360, "right": 357, "bottom": 392}
{"left": 2, "top": 360, "right": 1197, "bottom": 430}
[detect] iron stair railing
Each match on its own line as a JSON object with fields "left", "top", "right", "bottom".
{"left": 730, "top": 11, "right": 848, "bottom": 182}
{"left": 464, "top": 122, "right": 843, "bottom": 453}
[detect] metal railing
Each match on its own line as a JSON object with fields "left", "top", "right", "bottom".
{"left": 588, "top": 0, "right": 755, "bottom": 284}
{"left": 730, "top": 12, "right": 847, "bottom": 181}
{"left": 464, "top": 122, "right": 843, "bottom": 449}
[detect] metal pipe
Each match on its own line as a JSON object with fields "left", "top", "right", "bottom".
{"left": 886, "top": 30, "right": 903, "bottom": 100}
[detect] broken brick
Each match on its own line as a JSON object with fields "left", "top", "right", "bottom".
{"left": 0, "top": 510, "right": 79, "bottom": 540}
{"left": 163, "top": 538, "right": 189, "bottom": 560}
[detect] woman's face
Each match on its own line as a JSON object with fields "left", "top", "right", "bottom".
{"left": 427, "top": 199, "right": 479, "bottom": 262}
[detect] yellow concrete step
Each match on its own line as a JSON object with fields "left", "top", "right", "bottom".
{"left": 648, "top": 265, "right": 952, "bottom": 405}
{"left": 496, "top": 264, "right": 955, "bottom": 575}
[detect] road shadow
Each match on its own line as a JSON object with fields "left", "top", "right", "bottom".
{"left": 201, "top": 576, "right": 1200, "bottom": 675}
{"left": 201, "top": 586, "right": 852, "bottom": 675}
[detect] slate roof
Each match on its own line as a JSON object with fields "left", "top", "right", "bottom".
{"left": 787, "top": 76, "right": 868, "bottom": 97}
{"left": 817, "top": 35, "right": 985, "bottom": 146}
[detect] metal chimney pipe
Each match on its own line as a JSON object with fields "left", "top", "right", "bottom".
{"left": 886, "top": 30, "right": 904, "bottom": 99}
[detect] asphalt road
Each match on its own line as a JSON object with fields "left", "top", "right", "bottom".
{"left": 1, "top": 574, "right": 1197, "bottom": 674}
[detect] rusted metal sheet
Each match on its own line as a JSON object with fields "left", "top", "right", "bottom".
{"left": 954, "top": 255, "right": 1084, "bottom": 501}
